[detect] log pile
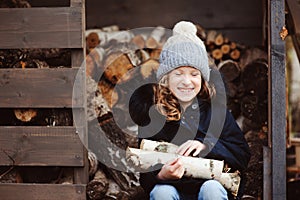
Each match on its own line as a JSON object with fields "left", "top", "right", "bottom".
{"left": 84, "top": 24, "right": 268, "bottom": 199}
{"left": 86, "top": 24, "right": 268, "bottom": 132}
{"left": 203, "top": 30, "right": 245, "bottom": 65}
{"left": 0, "top": 17, "right": 268, "bottom": 198}
{"left": 86, "top": 76, "right": 145, "bottom": 200}
{"left": 0, "top": 49, "right": 71, "bottom": 69}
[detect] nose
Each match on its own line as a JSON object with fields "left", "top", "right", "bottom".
{"left": 182, "top": 74, "right": 192, "bottom": 85}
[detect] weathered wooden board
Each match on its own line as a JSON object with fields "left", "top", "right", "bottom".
{"left": 0, "top": 7, "right": 83, "bottom": 48}
{"left": 28, "top": 0, "right": 264, "bottom": 46}
{"left": 0, "top": 183, "right": 86, "bottom": 200}
{"left": 268, "top": 0, "right": 286, "bottom": 199}
{"left": 0, "top": 68, "right": 84, "bottom": 108}
{"left": 0, "top": 126, "right": 84, "bottom": 166}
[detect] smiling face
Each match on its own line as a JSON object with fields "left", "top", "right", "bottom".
{"left": 168, "top": 66, "right": 202, "bottom": 109}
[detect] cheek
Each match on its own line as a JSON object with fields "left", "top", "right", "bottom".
{"left": 193, "top": 80, "right": 202, "bottom": 93}
{"left": 167, "top": 77, "right": 177, "bottom": 91}
{"left": 168, "top": 83, "right": 177, "bottom": 95}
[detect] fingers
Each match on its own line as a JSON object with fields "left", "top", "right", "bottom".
{"left": 176, "top": 140, "right": 206, "bottom": 156}
{"left": 157, "top": 158, "right": 185, "bottom": 180}
{"left": 170, "top": 158, "right": 183, "bottom": 171}
{"left": 192, "top": 148, "right": 201, "bottom": 157}
{"left": 166, "top": 157, "right": 180, "bottom": 166}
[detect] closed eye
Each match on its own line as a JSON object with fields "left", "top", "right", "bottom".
{"left": 192, "top": 72, "right": 200, "bottom": 76}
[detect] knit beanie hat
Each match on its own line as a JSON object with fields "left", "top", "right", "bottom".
{"left": 157, "top": 21, "right": 210, "bottom": 81}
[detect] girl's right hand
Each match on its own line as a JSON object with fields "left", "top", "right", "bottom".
{"left": 156, "top": 158, "right": 185, "bottom": 180}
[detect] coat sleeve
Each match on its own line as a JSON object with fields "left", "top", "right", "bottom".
{"left": 197, "top": 109, "right": 251, "bottom": 172}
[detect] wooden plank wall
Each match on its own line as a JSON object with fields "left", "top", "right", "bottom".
{"left": 0, "top": 7, "right": 83, "bottom": 49}
{"left": 0, "top": 0, "right": 88, "bottom": 199}
{"left": 0, "top": 127, "right": 84, "bottom": 166}
{"left": 0, "top": 68, "right": 84, "bottom": 108}
{"left": 27, "top": 0, "right": 264, "bottom": 47}
{"left": 0, "top": 184, "right": 86, "bottom": 200}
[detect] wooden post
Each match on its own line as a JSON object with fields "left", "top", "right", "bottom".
{"left": 268, "top": 0, "right": 286, "bottom": 199}
{"left": 70, "top": 0, "right": 89, "bottom": 186}
{"left": 263, "top": 146, "right": 271, "bottom": 200}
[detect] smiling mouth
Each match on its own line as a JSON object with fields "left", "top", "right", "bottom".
{"left": 178, "top": 88, "right": 194, "bottom": 93}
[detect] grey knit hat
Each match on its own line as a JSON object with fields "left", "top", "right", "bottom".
{"left": 157, "top": 21, "right": 209, "bottom": 81}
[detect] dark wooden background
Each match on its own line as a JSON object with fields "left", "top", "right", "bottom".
{"left": 28, "top": 0, "right": 265, "bottom": 47}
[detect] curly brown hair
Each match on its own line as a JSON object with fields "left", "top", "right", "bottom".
{"left": 154, "top": 74, "right": 215, "bottom": 121}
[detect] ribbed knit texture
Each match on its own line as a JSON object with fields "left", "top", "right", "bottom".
{"left": 156, "top": 21, "right": 209, "bottom": 82}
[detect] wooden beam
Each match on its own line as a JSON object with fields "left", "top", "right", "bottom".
{"left": 0, "top": 183, "right": 86, "bottom": 200}
{"left": 70, "top": 0, "right": 88, "bottom": 183}
{"left": 71, "top": 0, "right": 84, "bottom": 7}
{"left": 0, "top": 7, "right": 83, "bottom": 48}
{"left": 268, "top": 0, "right": 286, "bottom": 199}
{"left": 263, "top": 146, "right": 271, "bottom": 200}
{"left": 0, "top": 126, "right": 84, "bottom": 166}
{"left": 0, "top": 68, "right": 84, "bottom": 108}
{"left": 71, "top": 0, "right": 89, "bottom": 184}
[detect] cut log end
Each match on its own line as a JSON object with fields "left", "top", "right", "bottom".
{"left": 14, "top": 109, "right": 37, "bottom": 122}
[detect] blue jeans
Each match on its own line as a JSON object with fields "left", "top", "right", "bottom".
{"left": 149, "top": 180, "right": 228, "bottom": 200}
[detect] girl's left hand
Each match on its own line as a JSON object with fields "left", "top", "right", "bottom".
{"left": 176, "top": 140, "right": 206, "bottom": 157}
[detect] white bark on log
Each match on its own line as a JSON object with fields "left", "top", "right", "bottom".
{"left": 140, "top": 139, "right": 179, "bottom": 153}
{"left": 218, "top": 172, "right": 241, "bottom": 197}
{"left": 135, "top": 139, "right": 241, "bottom": 196}
{"left": 127, "top": 147, "right": 224, "bottom": 180}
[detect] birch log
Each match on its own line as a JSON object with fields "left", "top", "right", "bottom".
{"left": 127, "top": 147, "right": 224, "bottom": 180}
{"left": 132, "top": 139, "right": 241, "bottom": 196}
{"left": 140, "top": 139, "right": 179, "bottom": 153}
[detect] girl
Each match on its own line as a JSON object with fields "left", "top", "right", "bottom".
{"left": 129, "top": 21, "right": 251, "bottom": 200}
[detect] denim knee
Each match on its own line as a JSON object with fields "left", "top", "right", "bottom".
{"left": 150, "top": 184, "right": 180, "bottom": 200}
{"left": 198, "top": 180, "right": 228, "bottom": 200}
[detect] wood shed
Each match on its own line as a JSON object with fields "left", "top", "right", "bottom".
{"left": 0, "top": 0, "right": 292, "bottom": 199}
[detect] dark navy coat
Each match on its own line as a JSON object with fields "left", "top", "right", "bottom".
{"left": 129, "top": 83, "right": 251, "bottom": 199}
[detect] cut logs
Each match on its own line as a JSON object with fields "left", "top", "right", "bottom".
{"left": 87, "top": 169, "right": 109, "bottom": 200}
{"left": 83, "top": 26, "right": 268, "bottom": 199}
{"left": 127, "top": 141, "right": 241, "bottom": 196}
{"left": 131, "top": 139, "right": 242, "bottom": 196}
{"left": 127, "top": 147, "right": 224, "bottom": 180}
{"left": 203, "top": 30, "right": 244, "bottom": 65}
{"left": 218, "top": 60, "right": 240, "bottom": 82}
{"left": 0, "top": 21, "right": 268, "bottom": 199}
{"left": 14, "top": 109, "right": 37, "bottom": 122}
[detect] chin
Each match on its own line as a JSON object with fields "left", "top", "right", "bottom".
{"left": 178, "top": 97, "right": 194, "bottom": 103}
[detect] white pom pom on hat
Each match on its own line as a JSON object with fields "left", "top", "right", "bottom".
{"left": 172, "top": 21, "right": 206, "bottom": 50}
{"left": 173, "top": 21, "right": 197, "bottom": 35}
{"left": 157, "top": 21, "right": 210, "bottom": 82}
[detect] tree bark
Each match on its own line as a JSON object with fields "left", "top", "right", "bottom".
{"left": 218, "top": 60, "right": 240, "bottom": 82}
{"left": 87, "top": 169, "right": 109, "bottom": 200}
{"left": 127, "top": 147, "right": 224, "bottom": 180}
{"left": 127, "top": 141, "right": 241, "bottom": 196}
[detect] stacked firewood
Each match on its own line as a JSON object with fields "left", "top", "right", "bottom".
{"left": 196, "top": 27, "right": 268, "bottom": 198}
{"left": 0, "top": 21, "right": 268, "bottom": 198}
{"left": 205, "top": 30, "right": 244, "bottom": 65}
{"left": 87, "top": 24, "right": 268, "bottom": 131}
{"left": 85, "top": 24, "right": 268, "bottom": 199}
{"left": 0, "top": 49, "right": 71, "bottom": 69}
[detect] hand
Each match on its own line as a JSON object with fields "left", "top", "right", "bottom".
{"left": 176, "top": 140, "right": 206, "bottom": 157}
{"left": 157, "top": 158, "right": 185, "bottom": 180}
